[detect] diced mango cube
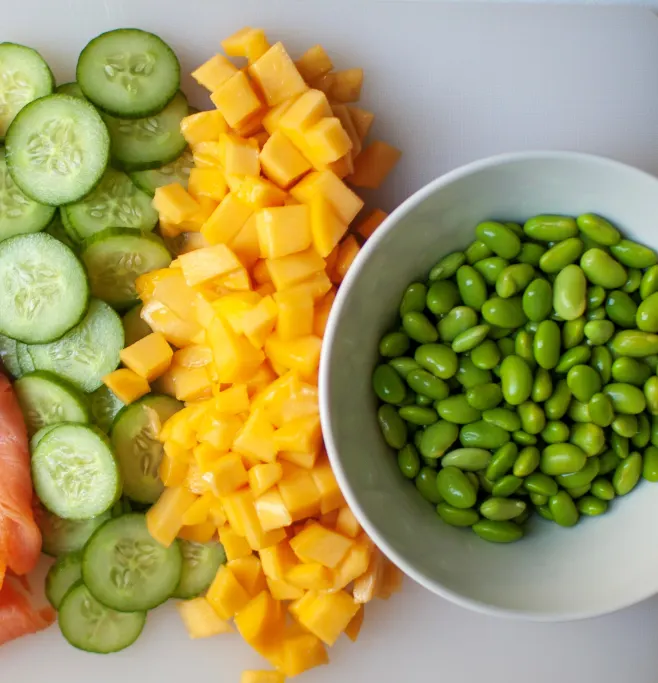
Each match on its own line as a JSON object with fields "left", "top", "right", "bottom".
{"left": 228, "top": 555, "right": 267, "bottom": 596}
{"left": 294, "top": 590, "right": 359, "bottom": 646}
{"left": 153, "top": 183, "right": 200, "bottom": 224}
{"left": 278, "top": 450, "right": 318, "bottom": 470}
{"left": 304, "top": 117, "right": 352, "bottom": 165}
{"left": 177, "top": 597, "right": 234, "bottom": 639}
{"left": 273, "top": 415, "right": 321, "bottom": 456}
{"left": 198, "top": 414, "right": 243, "bottom": 452}
{"left": 313, "top": 289, "right": 335, "bottom": 338}
{"left": 264, "top": 334, "right": 322, "bottom": 380}
{"left": 347, "top": 105, "right": 374, "bottom": 142}
{"left": 178, "top": 520, "right": 216, "bottom": 543}
{"left": 332, "top": 538, "right": 372, "bottom": 590}
{"left": 335, "top": 506, "right": 361, "bottom": 538}
{"left": 210, "top": 453, "right": 248, "bottom": 496}
{"left": 159, "top": 452, "right": 188, "bottom": 487}
{"left": 283, "top": 271, "right": 332, "bottom": 303}
{"left": 260, "top": 131, "right": 311, "bottom": 189}
{"left": 150, "top": 272, "right": 199, "bottom": 321}
{"left": 255, "top": 489, "right": 293, "bottom": 531}
{"left": 219, "top": 526, "right": 252, "bottom": 560}
{"left": 280, "top": 630, "right": 328, "bottom": 677}
{"left": 331, "top": 103, "right": 362, "bottom": 157}
{"left": 181, "top": 492, "right": 213, "bottom": 526}
{"left": 290, "top": 523, "right": 353, "bottom": 568}
{"left": 310, "top": 459, "right": 344, "bottom": 514}
{"left": 253, "top": 259, "right": 273, "bottom": 285}
{"left": 329, "top": 69, "right": 364, "bottom": 103}
{"left": 119, "top": 333, "right": 173, "bottom": 382}
{"left": 377, "top": 559, "right": 404, "bottom": 599}
{"left": 169, "top": 365, "right": 212, "bottom": 401}
{"left": 290, "top": 170, "right": 363, "bottom": 225}
{"left": 102, "top": 369, "right": 150, "bottom": 405}
{"left": 222, "top": 27, "right": 270, "bottom": 63}
{"left": 141, "top": 300, "right": 204, "bottom": 348}
{"left": 213, "top": 292, "right": 260, "bottom": 334}
{"left": 201, "top": 193, "right": 254, "bottom": 246}
{"left": 345, "top": 605, "right": 364, "bottom": 642}
{"left": 178, "top": 243, "right": 242, "bottom": 287}
{"left": 236, "top": 109, "right": 268, "bottom": 138}
{"left": 266, "top": 248, "right": 325, "bottom": 291}
{"left": 229, "top": 215, "right": 261, "bottom": 270}
{"left": 219, "top": 133, "right": 261, "bottom": 176}
{"left": 286, "top": 563, "right": 333, "bottom": 591}
{"left": 277, "top": 470, "right": 321, "bottom": 521}
{"left": 233, "top": 407, "right": 277, "bottom": 464}
{"left": 248, "top": 42, "right": 308, "bottom": 106}
{"left": 348, "top": 140, "right": 401, "bottom": 189}
{"left": 262, "top": 98, "right": 298, "bottom": 135}
{"left": 272, "top": 289, "right": 313, "bottom": 341}
{"left": 192, "top": 141, "right": 224, "bottom": 168}
{"left": 251, "top": 131, "right": 270, "bottom": 149}
{"left": 327, "top": 152, "right": 354, "bottom": 179}
{"left": 259, "top": 540, "right": 298, "bottom": 580}
{"left": 211, "top": 71, "right": 263, "bottom": 129}
{"left": 240, "top": 296, "right": 278, "bottom": 348}
{"left": 355, "top": 208, "right": 388, "bottom": 240}
{"left": 234, "top": 590, "right": 280, "bottom": 647}
{"left": 295, "top": 45, "right": 333, "bottom": 83}
{"left": 193, "top": 442, "right": 224, "bottom": 473}
{"left": 278, "top": 89, "right": 332, "bottom": 136}
{"left": 209, "top": 317, "right": 264, "bottom": 382}
{"left": 332, "top": 235, "right": 360, "bottom": 284}
{"left": 215, "top": 384, "right": 251, "bottom": 414}
{"left": 308, "top": 193, "right": 348, "bottom": 258}
{"left": 234, "top": 177, "right": 287, "bottom": 209}
{"left": 352, "top": 547, "right": 385, "bottom": 604}
{"left": 241, "top": 671, "right": 285, "bottom": 683}
{"left": 248, "top": 463, "right": 283, "bottom": 497}
{"left": 173, "top": 345, "right": 213, "bottom": 369}
{"left": 146, "top": 485, "right": 197, "bottom": 547}
{"left": 309, "top": 72, "right": 335, "bottom": 96}
{"left": 188, "top": 168, "right": 228, "bottom": 202}
{"left": 192, "top": 54, "right": 238, "bottom": 92}
{"left": 181, "top": 110, "right": 229, "bottom": 146}
{"left": 266, "top": 577, "right": 304, "bottom": 601}
{"left": 207, "top": 565, "right": 252, "bottom": 620}
{"left": 256, "top": 205, "right": 311, "bottom": 260}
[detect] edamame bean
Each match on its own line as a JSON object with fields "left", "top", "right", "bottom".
{"left": 599, "top": 449, "right": 621, "bottom": 475}
{"left": 436, "top": 503, "right": 479, "bottom": 527}
{"left": 588, "top": 392, "right": 614, "bottom": 427}
{"left": 603, "top": 382, "right": 647, "bottom": 414}
{"left": 456, "top": 356, "right": 491, "bottom": 389}
{"left": 415, "top": 344, "right": 458, "bottom": 379}
{"left": 545, "top": 379, "right": 572, "bottom": 420}
{"left": 549, "top": 491, "right": 579, "bottom": 527}
{"left": 485, "top": 442, "right": 518, "bottom": 481}
{"left": 568, "top": 400, "right": 591, "bottom": 423}
{"left": 610, "top": 239, "right": 657, "bottom": 269}
{"left": 517, "top": 242, "right": 547, "bottom": 266}
{"left": 398, "top": 445, "right": 421, "bottom": 479}
{"left": 496, "top": 263, "right": 534, "bottom": 298}
{"left": 524, "top": 472, "right": 559, "bottom": 497}
{"left": 541, "top": 421, "right": 570, "bottom": 444}
{"left": 416, "top": 393, "right": 433, "bottom": 406}
{"left": 611, "top": 433, "right": 630, "bottom": 460}
{"left": 610, "top": 330, "right": 658, "bottom": 357}
{"left": 436, "top": 395, "right": 481, "bottom": 424}
{"left": 530, "top": 492, "right": 548, "bottom": 506}
{"left": 482, "top": 407, "right": 521, "bottom": 432}
{"left": 513, "top": 446, "right": 540, "bottom": 477}
{"left": 576, "top": 213, "right": 621, "bottom": 246}
{"left": 456, "top": 265, "right": 487, "bottom": 310}
{"left": 515, "top": 330, "right": 535, "bottom": 368}
{"left": 580, "top": 249, "right": 627, "bottom": 289}
{"left": 633, "top": 413, "right": 651, "bottom": 448}
{"left": 492, "top": 475, "right": 524, "bottom": 497}
{"left": 472, "top": 519, "right": 523, "bottom": 543}
{"left": 566, "top": 364, "right": 602, "bottom": 403}
{"left": 613, "top": 452, "right": 643, "bottom": 495}
{"left": 466, "top": 383, "right": 503, "bottom": 411}
{"left": 532, "top": 368, "right": 553, "bottom": 402}
{"left": 611, "top": 414, "right": 638, "bottom": 438}
{"left": 642, "top": 445, "right": 658, "bottom": 482}
{"left": 406, "top": 369, "right": 450, "bottom": 400}
{"left": 474, "top": 257, "right": 509, "bottom": 286}
{"left": 562, "top": 317, "right": 585, "bottom": 349}
{"left": 611, "top": 357, "right": 652, "bottom": 386}
{"left": 480, "top": 497, "right": 526, "bottom": 521}
{"left": 379, "top": 331, "right": 411, "bottom": 358}
{"left": 437, "top": 467, "right": 477, "bottom": 509}
{"left": 513, "top": 430, "right": 537, "bottom": 445}
{"left": 419, "top": 420, "right": 459, "bottom": 459}
{"left": 481, "top": 296, "right": 527, "bottom": 328}
{"left": 452, "top": 324, "right": 490, "bottom": 353}
{"left": 587, "top": 285, "right": 606, "bottom": 310}
{"left": 555, "top": 345, "right": 591, "bottom": 373}
{"left": 416, "top": 467, "right": 443, "bottom": 503}
{"left": 373, "top": 364, "right": 407, "bottom": 404}
{"left": 400, "top": 282, "right": 428, "bottom": 315}
{"left": 441, "top": 448, "right": 492, "bottom": 471}
{"left": 426, "top": 280, "right": 461, "bottom": 316}
{"left": 584, "top": 320, "right": 615, "bottom": 346}
{"left": 460, "top": 421, "right": 510, "bottom": 449}
{"left": 540, "top": 443, "right": 587, "bottom": 475}
{"left": 553, "top": 264, "right": 587, "bottom": 321}
{"left": 465, "top": 239, "right": 494, "bottom": 265}
{"left": 389, "top": 357, "right": 421, "bottom": 378}
{"left": 537, "top": 505, "right": 554, "bottom": 521}
{"left": 556, "top": 456, "right": 600, "bottom": 489}
{"left": 500, "top": 355, "right": 533, "bottom": 405}
{"left": 591, "top": 478, "right": 615, "bottom": 501}
{"left": 524, "top": 215, "right": 578, "bottom": 242}
{"left": 403, "top": 312, "right": 439, "bottom": 343}
{"left": 497, "top": 337, "right": 516, "bottom": 361}
{"left": 637, "top": 292, "right": 658, "bottom": 333}
{"left": 641, "top": 265, "right": 658, "bottom": 300}
{"left": 591, "top": 346, "right": 612, "bottom": 383}
{"left": 522, "top": 278, "right": 553, "bottom": 322}
{"left": 644, "top": 376, "right": 658, "bottom": 415}
{"left": 518, "top": 401, "right": 546, "bottom": 435}
{"left": 587, "top": 308, "right": 607, "bottom": 322}
{"left": 378, "top": 405, "right": 408, "bottom": 449}
{"left": 533, "top": 320, "right": 561, "bottom": 369}
{"left": 471, "top": 340, "right": 501, "bottom": 370}
{"left": 623, "top": 268, "right": 642, "bottom": 294}
{"left": 571, "top": 424, "right": 605, "bottom": 457}
{"left": 399, "top": 405, "right": 439, "bottom": 425}
{"left": 429, "top": 251, "right": 465, "bottom": 281}
{"left": 605, "top": 290, "right": 637, "bottom": 329}
{"left": 475, "top": 221, "right": 522, "bottom": 259}
{"left": 437, "top": 306, "right": 479, "bottom": 342}
{"left": 539, "top": 237, "right": 584, "bottom": 273}
{"left": 577, "top": 496, "right": 608, "bottom": 516}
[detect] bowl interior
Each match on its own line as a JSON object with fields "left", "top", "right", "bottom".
{"left": 321, "top": 152, "right": 658, "bottom": 620}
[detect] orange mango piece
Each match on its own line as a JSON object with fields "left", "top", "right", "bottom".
{"left": 293, "top": 589, "right": 360, "bottom": 646}
{"left": 273, "top": 288, "right": 314, "bottom": 341}
{"left": 192, "top": 54, "right": 238, "bottom": 92}
{"left": 210, "top": 71, "right": 263, "bottom": 129}
{"left": 329, "top": 68, "right": 364, "bottom": 103}
{"left": 289, "top": 522, "right": 353, "bottom": 568}
{"left": 259, "top": 131, "right": 311, "bottom": 189}
{"left": 254, "top": 489, "right": 293, "bottom": 531}
{"left": 335, "top": 506, "right": 361, "bottom": 538}
{"left": 295, "top": 45, "right": 333, "bottom": 83}
{"left": 266, "top": 248, "right": 325, "bottom": 291}
{"left": 181, "top": 110, "right": 229, "bottom": 146}
{"left": 177, "top": 597, "right": 234, "bottom": 639}
{"left": 290, "top": 170, "right": 363, "bottom": 225}
{"left": 222, "top": 27, "right": 270, "bottom": 63}
{"left": 355, "top": 207, "right": 388, "bottom": 240}
{"left": 264, "top": 334, "right": 322, "bottom": 380}
{"left": 201, "top": 194, "right": 254, "bottom": 246}
{"left": 153, "top": 183, "right": 200, "bottom": 224}
{"left": 219, "top": 526, "right": 252, "bottom": 561}
{"left": 256, "top": 205, "right": 311, "bottom": 259}
{"left": 188, "top": 168, "right": 228, "bottom": 203}
{"left": 248, "top": 42, "right": 308, "bottom": 106}
{"left": 344, "top": 605, "right": 365, "bottom": 642}
{"left": 332, "top": 235, "right": 360, "bottom": 284}
{"left": 347, "top": 105, "right": 375, "bottom": 141}
{"left": 273, "top": 415, "right": 321, "bottom": 454}
{"left": 207, "top": 565, "right": 252, "bottom": 620}
{"left": 210, "top": 453, "right": 248, "bottom": 496}
{"left": 146, "top": 485, "right": 197, "bottom": 547}
{"left": 102, "top": 369, "right": 150, "bottom": 405}
{"left": 286, "top": 563, "right": 333, "bottom": 591}
{"left": 277, "top": 470, "right": 321, "bottom": 522}
{"left": 280, "top": 629, "right": 328, "bottom": 676}
{"left": 228, "top": 555, "right": 267, "bottom": 597}
{"left": 241, "top": 672, "right": 285, "bottom": 683}
{"left": 348, "top": 140, "right": 402, "bottom": 189}
{"left": 248, "top": 463, "right": 283, "bottom": 497}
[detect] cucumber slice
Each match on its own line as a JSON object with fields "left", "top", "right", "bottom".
{"left": 81, "top": 228, "right": 171, "bottom": 310}
{"left": 0, "top": 334, "right": 21, "bottom": 378}
{"left": 36, "top": 505, "right": 111, "bottom": 557}
{"left": 103, "top": 91, "right": 188, "bottom": 171}
{"left": 45, "top": 551, "right": 82, "bottom": 609}
{"left": 130, "top": 147, "right": 193, "bottom": 196}
{"left": 16, "top": 342, "right": 35, "bottom": 373}
{"left": 77, "top": 29, "right": 180, "bottom": 118}
{"left": 111, "top": 394, "right": 182, "bottom": 504}
{"left": 30, "top": 424, "right": 58, "bottom": 450}
{"left": 83, "top": 513, "right": 182, "bottom": 611}
{"left": 0, "top": 147, "right": 55, "bottom": 242}
{"left": 174, "top": 540, "right": 226, "bottom": 600}
{"left": 32, "top": 423, "right": 121, "bottom": 520}
{"left": 64, "top": 168, "right": 158, "bottom": 241}
{"left": 0, "top": 42, "right": 54, "bottom": 139}
{"left": 56, "top": 82, "right": 85, "bottom": 99}
{"left": 122, "top": 305, "right": 152, "bottom": 346}
{"left": 45, "top": 214, "right": 77, "bottom": 251}
{"left": 28, "top": 298, "right": 124, "bottom": 392}
{"left": 14, "top": 371, "right": 89, "bottom": 436}
{"left": 90, "top": 385, "right": 124, "bottom": 433}
{"left": 5, "top": 94, "right": 110, "bottom": 205}
{"left": 0, "top": 233, "right": 89, "bottom": 343}
{"left": 59, "top": 582, "right": 146, "bottom": 654}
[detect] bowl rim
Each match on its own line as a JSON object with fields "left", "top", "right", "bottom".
{"left": 319, "top": 149, "right": 658, "bottom": 622}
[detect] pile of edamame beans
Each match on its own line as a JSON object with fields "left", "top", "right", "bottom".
{"left": 373, "top": 214, "right": 658, "bottom": 543}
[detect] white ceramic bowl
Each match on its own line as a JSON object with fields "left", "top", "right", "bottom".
{"left": 320, "top": 151, "right": 658, "bottom": 621}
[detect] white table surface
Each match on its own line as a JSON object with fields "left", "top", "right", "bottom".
{"left": 5, "top": 1, "right": 658, "bottom": 681}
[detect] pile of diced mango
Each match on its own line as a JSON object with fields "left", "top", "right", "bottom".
{"left": 102, "top": 26, "right": 402, "bottom": 682}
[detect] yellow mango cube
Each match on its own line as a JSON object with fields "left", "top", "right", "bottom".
{"left": 211, "top": 71, "right": 263, "bottom": 129}
{"left": 181, "top": 110, "right": 229, "bottom": 146}
{"left": 260, "top": 131, "right": 311, "bottom": 189}
{"left": 119, "top": 332, "right": 173, "bottom": 381}
{"left": 277, "top": 469, "right": 321, "bottom": 521}
{"left": 295, "top": 45, "right": 333, "bottom": 83}
{"left": 345, "top": 606, "right": 364, "bottom": 642}
{"left": 266, "top": 577, "right": 304, "bottom": 601}
{"left": 248, "top": 42, "right": 308, "bottom": 106}
{"left": 241, "top": 671, "right": 285, "bottom": 683}
{"left": 290, "top": 523, "right": 353, "bottom": 568}
{"left": 207, "top": 565, "right": 252, "bottom": 620}
{"left": 209, "top": 317, "right": 265, "bottom": 383}
{"left": 173, "top": 344, "right": 213, "bottom": 369}
{"left": 178, "top": 520, "right": 216, "bottom": 543}
{"left": 347, "top": 105, "right": 374, "bottom": 141}
{"left": 228, "top": 555, "right": 267, "bottom": 596}
{"left": 248, "top": 463, "right": 283, "bottom": 497}
{"left": 251, "top": 131, "right": 270, "bottom": 149}
{"left": 211, "top": 453, "right": 248, "bottom": 496}
{"left": 335, "top": 506, "right": 361, "bottom": 538}
{"left": 313, "top": 289, "right": 336, "bottom": 338}
{"left": 273, "top": 414, "right": 321, "bottom": 454}
{"left": 278, "top": 89, "right": 332, "bottom": 132}
{"left": 193, "top": 443, "right": 224, "bottom": 473}
{"left": 278, "top": 384, "right": 319, "bottom": 424}
{"left": 220, "top": 133, "right": 261, "bottom": 176}
{"left": 355, "top": 207, "right": 388, "bottom": 240}
{"left": 169, "top": 365, "right": 212, "bottom": 401}
{"left": 353, "top": 547, "right": 384, "bottom": 604}
{"left": 177, "top": 597, "right": 234, "bottom": 639}
{"left": 348, "top": 140, "right": 402, "bottom": 189}
{"left": 309, "top": 72, "right": 335, "bottom": 96}
{"left": 219, "top": 526, "right": 252, "bottom": 560}
{"left": 331, "top": 103, "right": 362, "bottom": 157}
{"left": 234, "top": 177, "right": 287, "bottom": 209}
{"left": 329, "top": 68, "right": 364, "bottom": 103}
{"left": 178, "top": 243, "right": 242, "bottom": 287}
{"left": 294, "top": 590, "right": 360, "bottom": 646}
{"left": 327, "top": 152, "right": 354, "bottom": 179}
{"left": 146, "top": 485, "right": 197, "bottom": 547}
{"left": 229, "top": 215, "right": 261, "bottom": 270}
{"left": 150, "top": 272, "right": 198, "bottom": 320}
{"left": 254, "top": 489, "right": 292, "bottom": 531}
{"left": 153, "top": 183, "right": 200, "bottom": 224}
{"left": 290, "top": 170, "right": 363, "bottom": 225}
{"left": 201, "top": 193, "right": 254, "bottom": 246}
{"left": 214, "top": 384, "right": 251, "bottom": 414}
{"left": 233, "top": 407, "right": 277, "bottom": 464}
{"left": 262, "top": 98, "right": 298, "bottom": 134}
{"left": 266, "top": 248, "right": 325, "bottom": 291}
{"left": 259, "top": 540, "right": 298, "bottom": 580}
{"left": 214, "top": 293, "right": 260, "bottom": 334}
{"left": 192, "top": 141, "right": 224, "bottom": 168}
{"left": 188, "top": 168, "right": 228, "bottom": 202}
{"left": 278, "top": 450, "right": 318, "bottom": 470}
{"left": 235, "top": 590, "right": 280, "bottom": 647}
{"left": 264, "top": 334, "right": 322, "bottom": 380}
{"left": 311, "top": 459, "right": 344, "bottom": 514}
{"left": 222, "top": 489, "right": 280, "bottom": 550}
{"left": 240, "top": 296, "right": 278, "bottom": 348}
{"left": 222, "top": 27, "right": 270, "bottom": 63}
{"left": 159, "top": 453, "right": 188, "bottom": 487}
{"left": 308, "top": 193, "right": 348, "bottom": 258}
{"left": 280, "top": 630, "right": 328, "bottom": 677}
{"left": 141, "top": 300, "right": 204, "bottom": 348}
{"left": 286, "top": 563, "right": 333, "bottom": 591}
{"left": 332, "top": 538, "right": 372, "bottom": 591}
{"left": 256, "top": 205, "right": 311, "bottom": 260}
{"left": 235, "top": 108, "right": 267, "bottom": 138}
{"left": 304, "top": 117, "right": 352, "bottom": 165}
{"left": 192, "top": 54, "right": 238, "bottom": 92}
{"left": 102, "top": 369, "right": 150, "bottom": 405}
{"left": 273, "top": 288, "right": 313, "bottom": 341}
{"left": 283, "top": 271, "right": 332, "bottom": 303}
{"left": 332, "top": 235, "right": 360, "bottom": 284}
{"left": 377, "top": 559, "right": 404, "bottom": 599}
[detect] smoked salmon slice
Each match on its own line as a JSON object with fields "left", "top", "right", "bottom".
{"left": 0, "top": 579, "right": 55, "bottom": 647}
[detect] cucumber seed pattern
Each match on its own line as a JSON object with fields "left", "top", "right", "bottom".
{"left": 26, "top": 119, "right": 83, "bottom": 175}
{"left": 104, "top": 52, "right": 156, "bottom": 96}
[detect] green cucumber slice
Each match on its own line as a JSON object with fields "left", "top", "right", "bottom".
{"left": 0, "top": 147, "right": 55, "bottom": 241}
{"left": 0, "top": 42, "right": 54, "bottom": 139}
{"left": 83, "top": 513, "right": 182, "bottom": 611}
{"left": 5, "top": 94, "right": 110, "bottom": 205}
{"left": 0, "top": 333, "right": 21, "bottom": 378}
{"left": 32, "top": 423, "right": 121, "bottom": 520}
{"left": 45, "top": 551, "right": 83, "bottom": 609}
{"left": 90, "top": 385, "right": 124, "bottom": 433}
{"left": 0, "top": 233, "right": 89, "bottom": 343}
{"left": 81, "top": 228, "right": 171, "bottom": 310}
{"left": 111, "top": 394, "right": 182, "bottom": 504}
{"left": 14, "top": 371, "right": 89, "bottom": 436}
{"left": 77, "top": 29, "right": 180, "bottom": 118}
{"left": 122, "top": 305, "right": 152, "bottom": 346}
{"left": 103, "top": 91, "right": 188, "bottom": 171}
{"left": 16, "top": 342, "right": 35, "bottom": 374}
{"left": 55, "top": 82, "right": 85, "bottom": 99}
{"left": 30, "top": 424, "right": 58, "bottom": 450}
{"left": 64, "top": 168, "right": 158, "bottom": 241}
{"left": 28, "top": 298, "right": 124, "bottom": 392}
{"left": 59, "top": 582, "right": 146, "bottom": 653}
{"left": 129, "top": 146, "right": 193, "bottom": 196}
{"left": 36, "top": 505, "right": 111, "bottom": 557}
{"left": 45, "top": 214, "right": 77, "bottom": 251}
{"left": 174, "top": 540, "right": 226, "bottom": 600}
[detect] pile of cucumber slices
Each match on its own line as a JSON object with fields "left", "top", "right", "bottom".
{"left": 0, "top": 29, "right": 225, "bottom": 653}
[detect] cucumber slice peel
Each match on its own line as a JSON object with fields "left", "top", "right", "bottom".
{"left": 129, "top": 146, "right": 193, "bottom": 196}
{"left": 35, "top": 505, "right": 111, "bottom": 557}
{"left": 0, "top": 333, "right": 21, "bottom": 378}
{"left": 45, "top": 551, "right": 83, "bottom": 609}
{"left": 90, "top": 385, "right": 124, "bottom": 433}
{"left": 174, "top": 540, "right": 226, "bottom": 600}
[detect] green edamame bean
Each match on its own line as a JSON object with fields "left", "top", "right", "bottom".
{"left": 471, "top": 340, "right": 501, "bottom": 370}
{"left": 611, "top": 433, "right": 630, "bottom": 460}
{"left": 539, "top": 237, "right": 584, "bottom": 273}
{"left": 580, "top": 249, "right": 627, "bottom": 289}
{"left": 489, "top": 326, "right": 514, "bottom": 341}
{"left": 533, "top": 320, "right": 561, "bottom": 369}
{"left": 541, "top": 421, "right": 570, "bottom": 444}
{"left": 429, "top": 251, "right": 465, "bottom": 281}
{"left": 553, "top": 264, "right": 587, "bottom": 321}
{"left": 500, "top": 355, "right": 533, "bottom": 405}
{"left": 524, "top": 472, "right": 559, "bottom": 497}
{"left": 584, "top": 320, "right": 615, "bottom": 346}
{"left": 379, "top": 331, "right": 411, "bottom": 358}
{"left": 389, "top": 357, "right": 421, "bottom": 379}
{"left": 623, "top": 268, "right": 642, "bottom": 294}
{"left": 465, "top": 239, "right": 494, "bottom": 265}
{"left": 530, "top": 492, "right": 548, "bottom": 506}
{"left": 416, "top": 393, "right": 433, "bottom": 406}
{"left": 537, "top": 505, "right": 554, "bottom": 521}
{"left": 591, "top": 346, "right": 612, "bottom": 383}
{"left": 472, "top": 519, "right": 523, "bottom": 543}
{"left": 403, "top": 312, "right": 438, "bottom": 343}
{"left": 641, "top": 265, "right": 658, "bottom": 300}
{"left": 588, "top": 392, "right": 614, "bottom": 427}
{"left": 586, "top": 308, "right": 606, "bottom": 321}
{"left": 518, "top": 401, "right": 546, "bottom": 435}
{"left": 496, "top": 263, "right": 534, "bottom": 299}
{"left": 562, "top": 317, "right": 585, "bottom": 349}
{"left": 610, "top": 239, "right": 657, "bottom": 269}
{"left": 512, "top": 332, "right": 533, "bottom": 371}
{"left": 515, "top": 242, "right": 546, "bottom": 267}
{"left": 456, "top": 265, "right": 487, "bottom": 310}
{"left": 466, "top": 383, "right": 503, "bottom": 411}
{"left": 398, "top": 444, "right": 421, "bottom": 479}
{"left": 437, "top": 306, "right": 479, "bottom": 342}
{"left": 426, "top": 280, "right": 461, "bottom": 316}
{"left": 644, "top": 376, "right": 658, "bottom": 415}
{"left": 452, "top": 324, "right": 490, "bottom": 353}
{"left": 415, "top": 467, "right": 443, "bottom": 504}
{"left": 652, "top": 416, "right": 658, "bottom": 447}
{"left": 556, "top": 456, "right": 600, "bottom": 489}
{"left": 400, "top": 282, "right": 428, "bottom": 316}
{"left": 459, "top": 421, "right": 510, "bottom": 449}
{"left": 549, "top": 491, "right": 579, "bottom": 527}
{"left": 485, "top": 442, "right": 518, "bottom": 481}
{"left": 568, "top": 400, "right": 591, "bottom": 423}
{"left": 480, "top": 497, "right": 526, "bottom": 521}
{"left": 415, "top": 344, "right": 458, "bottom": 379}
{"left": 555, "top": 345, "right": 591, "bottom": 373}
{"left": 545, "top": 379, "right": 572, "bottom": 420}
{"left": 532, "top": 368, "right": 553, "bottom": 403}
{"left": 525, "top": 321, "right": 539, "bottom": 334}
{"left": 613, "top": 452, "right": 643, "bottom": 495}
{"left": 566, "top": 364, "right": 602, "bottom": 403}
{"left": 577, "top": 496, "right": 608, "bottom": 516}
{"left": 441, "top": 447, "right": 492, "bottom": 471}
{"left": 436, "top": 503, "right": 479, "bottom": 527}
{"left": 504, "top": 222, "right": 524, "bottom": 237}
{"left": 512, "top": 430, "right": 537, "bottom": 445}
{"left": 481, "top": 296, "right": 527, "bottom": 328}
{"left": 475, "top": 221, "right": 522, "bottom": 259}
{"left": 522, "top": 278, "right": 553, "bottom": 322}
{"left": 612, "top": 414, "right": 638, "bottom": 438}
{"left": 642, "top": 445, "right": 658, "bottom": 482}
{"left": 605, "top": 290, "right": 637, "bottom": 329}
{"left": 436, "top": 395, "right": 481, "bottom": 424}
{"left": 419, "top": 420, "right": 459, "bottom": 459}
{"left": 568, "top": 484, "right": 592, "bottom": 499}
{"left": 492, "top": 475, "right": 524, "bottom": 497}
{"left": 576, "top": 213, "right": 621, "bottom": 246}
{"left": 473, "top": 257, "right": 509, "bottom": 286}
{"left": 603, "top": 382, "right": 647, "bottom": 414}
{"left": 609, "top": 330, "right": 658, "bottom": 357}
{"left": 540, "top": 443, "right": 587, "bottom": 475}
{"left": 524, "top": 215, "right": 578, "bottom": 242}
{"left": 456, "top": 356, "right": 491, "bottom": 388}
{"left": 482, "top": 407, "right": 521, "bottom": 432}
{"left": 599, "top": 449, "right": 620, "bottom": 475}
{"left": 591, "top": 478, "right": 615, "bottom": 501}
{"left": 637, "top": 292, "right": 658, "bottom": 333}
{"left": 632, "top": 413, "right": 651, "bottom": 448}
{"left": 406, "top": 369, "right": 450, "bottom": 401}
{"left": 497, "top": 337, "right": 515, "bottom": 361}
{"left": 373, "top": 364, "right": 407, "bottom": 404}
{"left": 513, "top": 446, "right": 540, "bottom": 477}
{"left": 611, "top": 357, "right": 652, "bottom": 386}
{"left": 399, "top": 405, "right": 438, "bottom": 426}
{"left": 436, "top": 467, "right": 477, "bottom": 509}
{"left": 587, "top": 285, "right": 606, "bottom": 310}
{"left": 377, "top": 405, "right": 408, "bottom": 449}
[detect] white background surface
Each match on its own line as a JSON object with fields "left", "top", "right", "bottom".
{"left": 5, "top": 1, "right": 658, "bottom": 681}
